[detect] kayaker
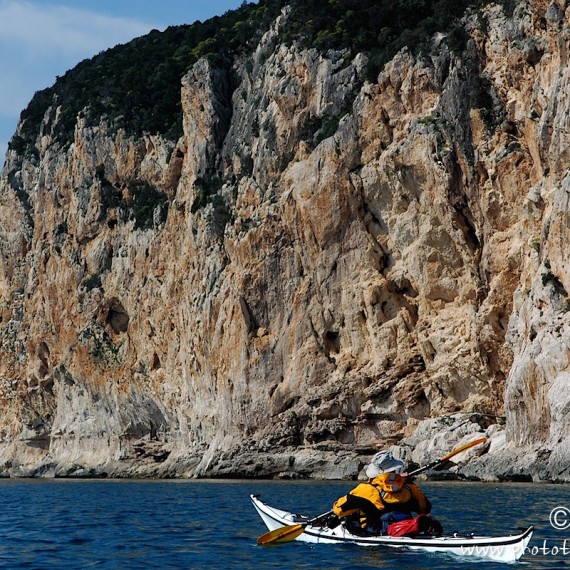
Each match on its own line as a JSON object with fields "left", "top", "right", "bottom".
{"left": 331, "top": 450, "right": 431, "bottom": 535}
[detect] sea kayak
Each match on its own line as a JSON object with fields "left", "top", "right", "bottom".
{"left": 251, "top": 495, "right": 533, "bottom": 563}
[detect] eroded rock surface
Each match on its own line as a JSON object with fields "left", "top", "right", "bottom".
{"left": 0, "top": 3, "right": 569, "bottom": 480}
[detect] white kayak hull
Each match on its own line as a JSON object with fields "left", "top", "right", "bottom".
{"left": 251, "top": 494, "right": 533, "bottom": 563}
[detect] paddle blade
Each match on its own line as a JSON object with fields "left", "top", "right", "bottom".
{"left": 257, "top": 524, "right": 305, "bottom": 545}
{"left": 409, "top": 437, "right": 489, "bottom": 476}
{"left": 439, "top": 437, "right": 487, "bottom": 463}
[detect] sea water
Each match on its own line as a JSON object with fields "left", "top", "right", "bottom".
{"left": 0, "top": 478, "right": 568, "bottom": 569}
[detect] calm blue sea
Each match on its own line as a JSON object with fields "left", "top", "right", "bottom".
{"left": 0, "top": 478, "right": 568, "bottom": 569}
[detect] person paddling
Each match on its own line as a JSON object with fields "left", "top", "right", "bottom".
{"left": 331, "top": 450, "right": 431, "bottom": 535}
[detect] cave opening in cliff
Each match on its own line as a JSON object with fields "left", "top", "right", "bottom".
{"left": 151, "top": 352, "right": 161, "bottom": 370}
{"left": 324, "top": 330, "right": 340, "bottom": 354}
{"left": 106, "top": 298, "right": 130, "bottom": 334}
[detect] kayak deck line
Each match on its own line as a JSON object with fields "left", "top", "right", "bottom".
{"left": 250, "top": 494, "right": 534, "bottom": 563}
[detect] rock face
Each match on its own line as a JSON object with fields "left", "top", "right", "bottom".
{"left": 0, "top": 2, "right": 569, "bottom": 480}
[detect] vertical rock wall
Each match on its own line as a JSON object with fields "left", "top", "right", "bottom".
{"left": 0, "top": 2, "right": 568, "bottom": 480}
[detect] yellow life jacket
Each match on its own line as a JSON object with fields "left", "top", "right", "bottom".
{"left": 333, "top": 473, "right": 429, "bottom": 520}
{"left": 371, "top": 473, "right": 412, "bottom": 505}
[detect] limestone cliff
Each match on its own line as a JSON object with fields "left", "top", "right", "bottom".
{"left": 0, "top": 1, "right": 568, "bottom": 480}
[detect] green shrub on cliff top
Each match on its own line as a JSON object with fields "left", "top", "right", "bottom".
{"left": 282, "top": 0, "right": 514, "bottom": 81}
{"left": 14, "top": 1, "right": 282, "bottom": 151}
{"left": 13, "top": 0, "right": 510, "bottom": 155}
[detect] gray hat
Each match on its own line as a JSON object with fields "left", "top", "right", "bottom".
{"left": 366, "top": 451, "right": 405, "bottom": 478}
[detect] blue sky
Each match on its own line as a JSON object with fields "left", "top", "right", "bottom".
{"left": 0, "top": 0, "right": 254, "bottom": 165}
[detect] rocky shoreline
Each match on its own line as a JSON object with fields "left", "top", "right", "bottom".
{"left": 1, "top": 413, "right": 566, "bottom": 483}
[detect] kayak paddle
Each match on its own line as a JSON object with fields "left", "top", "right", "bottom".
{"left": 407, "top": 436, "right": 488, "bottom": 477}
{"left": 256, "top": 437, "right": 487, "bottom": 545}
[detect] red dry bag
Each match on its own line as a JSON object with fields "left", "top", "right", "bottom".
{"left": 387, "top": 514, "right": 443, "bottom": 537}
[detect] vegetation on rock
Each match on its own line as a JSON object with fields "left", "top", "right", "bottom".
{"left": 10, "top": 0, "right": 514, "bottom": 156}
